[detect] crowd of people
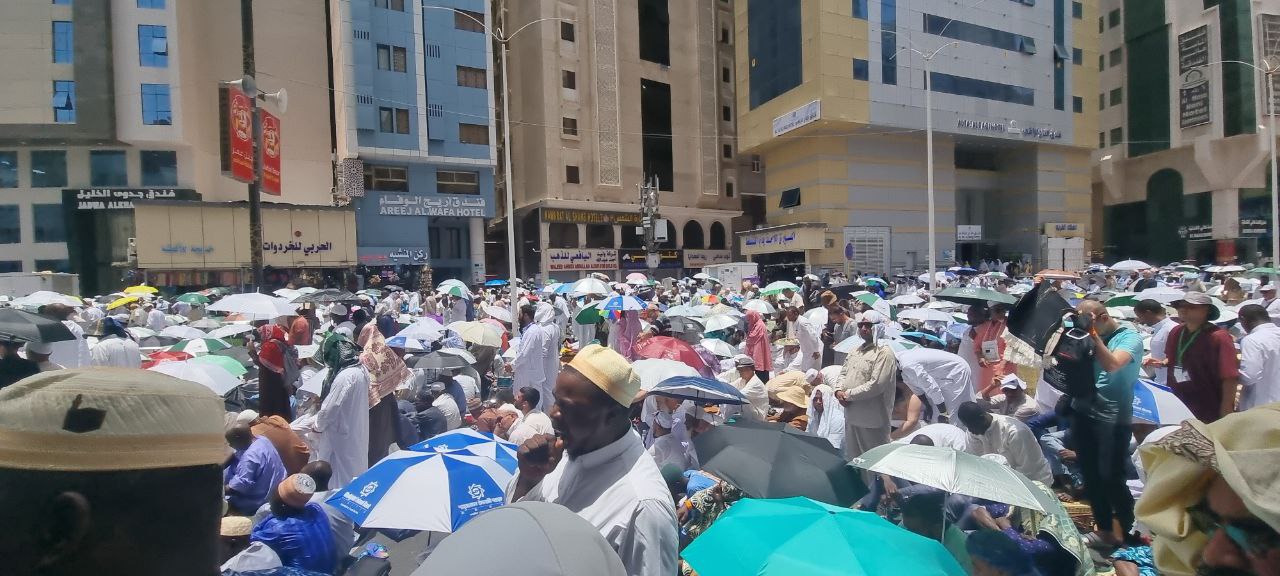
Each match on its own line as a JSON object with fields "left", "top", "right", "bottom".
{"left": 0, "top": 260, "right": 1276, "bottom": 575}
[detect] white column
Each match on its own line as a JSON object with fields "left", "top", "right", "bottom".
{"left": 468, "top": 217, "right": 486, "bottom": 284}
{"left": 539, "top": 220, "right": 551, "bottom": 283}
{"left": 1211, "top": 189, "right": 1240, "bottom": 240}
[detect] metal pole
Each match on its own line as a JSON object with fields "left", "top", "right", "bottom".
{"left": 925, "top": 59, "right": 937, "bottom": 292}
{"left": 1270, "top": 71, "right": 1279, "bottom": 267}
{"left": 241, "top": 0, "right": 265, "bottom": 292}
{"left": 501, "top": 43, "right": 520, "bottom": 338}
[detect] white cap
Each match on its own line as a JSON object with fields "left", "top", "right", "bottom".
{"left": 1261, "top": 284, "right": 1277, "bottom": 292}
{"left": 856, "top": 311, "right": 887, "bottom": 325}
{"left": 235, "top": 409, "right": 259, "bottom": 425}
{"left": 1000, "top": 373, "right": 1026, "bottom": 390}
{"left": 804, "top": 368, "right": 820, "bottom": 383}
{"left": 654, "top": 411, "right": 674, "bottom": 429}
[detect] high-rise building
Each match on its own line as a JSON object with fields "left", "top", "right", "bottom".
{"left": 735, "top": 0, "right": 1100, "bottom": 278}
{"left": 495, "top": 0, "right": 743, "bottom": 282}
{"left": 0, "top": 0, "right": 342, "bottom": 293}
{"left": 331, "top": 0, "right": 497, "bottom": 286}
{"left": 1095, "top": 0, "right": 1279, "bottom": 265}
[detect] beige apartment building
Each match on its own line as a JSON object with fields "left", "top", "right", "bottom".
{"left": 495, "top": 0, "right": 745, "bottom": 281}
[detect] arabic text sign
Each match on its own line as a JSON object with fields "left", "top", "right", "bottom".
{"left": 956, "top": 225, "right": 982, "bottom": 242}
{"left": 159, "top": 244, "right": 215, "bottom": 255}
{"left": 359, "top": 248, "right": 430, "bottom": 264}
{"left": 262, "top": 240, "right": 334, "bottom": 257}
{"left": 740, "top": 227, "right": 825, "bottom": 255}
{"left": 541, "top": 208, "right": 642, "bottom": 226}
{"left": 683, "top": 249, "right": 732, "bottom": 268}
{"left": 618, "top": 249, "right": 682, "bottom": 270}
{"left": 545, "top": 249, "right": 618, "bottom": 271}
{"left": 62, "top": 188, "right": 200, "bottom": 211}
{"left": 377, "top": 194, "right": 491, "bottom": 217}
{"left": 772, "top": 100, "right": 821, "bottom": 137}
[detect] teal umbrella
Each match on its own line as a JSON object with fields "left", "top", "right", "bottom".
{"left": 681, "top": 497, "right": 967, "bottom": 576}
{"left": 1247, "top": 266, "right": 1278, "bottom": 276}
{"left": 760, "top": 280, "right": 800, "bottom": 295}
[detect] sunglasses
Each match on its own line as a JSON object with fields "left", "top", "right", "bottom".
{"left": 1187, "top": 500, "right": 1280, "bottom": 558}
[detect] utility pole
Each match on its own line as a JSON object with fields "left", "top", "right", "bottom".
{"left": 640, "top": 176, "right": 660, "bottom": 277}
{"left": 241, "top": 0, "right": 265, "bottom": 292}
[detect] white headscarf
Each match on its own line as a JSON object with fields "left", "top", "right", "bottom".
{"left": 533, "top": 301, "right": 556, "bottom": 326}
{"left": 805, "top": 383, "right": 845, "bottom": 450}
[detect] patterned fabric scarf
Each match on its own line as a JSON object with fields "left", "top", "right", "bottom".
{"left": 319, "top": 332, "right": 361, "bottom": 401}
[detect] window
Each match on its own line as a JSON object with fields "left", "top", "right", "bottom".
{"left": 1109, "top": 87, "right": 1123, "bottom": 106}
{"left": 562, "top": 70, "right": 576, "bottom": 89}
{"left": 562, "top": 117, "right": 578, "bottom": 136}
{"left": 1098, "top": 93, "right": 1105, "bottom": 110}
{"left": 927, "top": 71, "right": 1034, "bottom": 106}
{"left": 458, "top": 123, "right": 489, "bottom": 145}
{"left": 33, "top": 204, "right": 66, "bottom": 243}
{"left": 1099, "top": 54, "right": 1105, "bottom": 70}
{"left": 750, "top": 155, "right": 762, "bottom": 172}
{"left": 30, "top": 151, "right": 66, "bottom": 187}
{"left": 1098, "top": 17, "right": 1104, "bottom": 34}
{"left": 561, "top": 21, "right": 575, "bottom": 42}
{"left": 0, "top": 153, "right": 14, "bottom": 188}
{"left": 638, "top": 0, "right": 671, "bottom": 66}
{"left": 725, "top": 181, "right": 734, "bottom": 197}
{"left": 0, "top": 207, "right": 18, "bottom": 244}
{"left": 722, "top": 143, "right": 733, "bottom": 159}
{"left": 1072, "top": 48, "right": 1082, "bottom": 65}
{"left": 35, "top": 259, "right": 69, "bottom": 273}
{"left": 722, "top": 66, "right": 731, "bottom": 83}
{"left": 140, "top": 83, "right": 171, "bottom": 125}
{"left": 378, "top": 107, "right": 411, "bottom": 134}
{"left": 955, "top": 149, "right": 998, "bottom": 170}
{"left": 1098, "top": 132, "right": 1106, "bottom": 149}
{"left": 392, "top": 46, "right": 407, "bottom": 72}
{"left": 436, "top": 170, "right": 479, "bottom": 194}
{"left": 641, "top": 79, "right": 673, "bottom": 190}
{"left": 779, "top": 187, "right": 801, "bottom": 209}
{"left": 454, "top": 9, "right": 484, "bottom": 32}
{"left": 923, "top": 14, "right": 1036, "bottom": 54}
{"left": 140, "top": 150, "right": 177, "bottom": 186}
{"left": 751, "top": 0, "right": 806, "bottom": 106}
{"left": 565, "top": 165, "right": 580, "bottom": 184}
{"left": 376, "top": 44, "right": 390, "bottom": 70}
{"left": 852, "top": 58, "right": 869, "bottom": 80}
{"left": 363, "top": 164, "right": 408, "bottom": 191}
{"left": 1073, "top": 96, "right": 1083, "bottom": 113}
{"left": 1109, "top": 48, "right": 1122, "bottom": 67}
{"left": 1107, "top": 9, "right": 1120, "bottom": 29}
{"left": 1071, "top": 1, "right": 1082, "bottom": 19}
{"left": 138, "top": 25, "right": 168, "bottom": 67}
{"left": 456, "top": 65, "right": 486, "bottom": 88}
{"left": 138, "top": 0, "right": 165, "bottom": 8}
{"left": 722, "top": 105, "right": 731, "bottom": 122}
{"left": 395, "top": 108, "right": 410, "bottom": 134}
{"left": 721, "top": 27, "right": 730, "bottom": 44}
{"left": 90, "top": 151, "right": 127, "bottom": 186}
{"left": 1110, "top": 127, "right": 1123, "bottom": 146}
{"left": 52, "top": 81, "right": 75, "bottom": 123}
{"left": 852, "top": 0, "right": 868, "bottom": 19}
{"left": 373, "top": 0, "right": 404, "bottom": 11}
{"left": 52, "top": 21, "right": 73, "bottom": 63}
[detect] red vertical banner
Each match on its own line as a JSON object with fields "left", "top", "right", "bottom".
{"left": 258, "top": 108, "right": 282, "bottom": 196}
{"left": 220, "top": 85, "right": 255, "bottom": 183}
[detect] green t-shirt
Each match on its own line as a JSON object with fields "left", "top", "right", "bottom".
{"left": 942, "top": 524, "right": 975, "bottom": 574}
{"left": 1073, "top": 325, "right": 1144, "bottom": 423}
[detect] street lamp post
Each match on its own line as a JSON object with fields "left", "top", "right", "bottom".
{"left": 422, "top": 6, "right": 571, "bottom": 337}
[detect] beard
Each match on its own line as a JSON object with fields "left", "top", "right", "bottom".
{"left": 1196, "top": 564, "right": 1255, "bottom": 576}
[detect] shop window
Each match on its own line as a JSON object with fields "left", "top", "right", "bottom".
{"left": 140, "top": 150, "right": 177, "bottom": 185}
{"left": 363, "top": 164, "right": 409, "bottom": 192}
{"left": 436, "top": 170, "right": 479, "bottom": 194}
{"left": 955, "top": 149, "right": 997, "bottom": 171}
{"left": 33, "top": 204, "right": 66, "bottom": 243}
{"left": 779, "top": 187, "right": 801, "bottom": 209}
{"left": 90, "top": 150, "right": 127, "bottom": 187}
{"left": 30, "top": 151, "right": 66, "bottom": 188}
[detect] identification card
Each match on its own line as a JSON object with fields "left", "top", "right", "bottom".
{"left": 981, "top": 340, "right": 1000, "bottom": 362}
{"left": 1173, "top": 366, "right": 1190, "bottom": 384}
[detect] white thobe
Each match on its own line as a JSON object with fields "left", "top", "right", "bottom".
{"left": 509, "top": 430, "right": 678, "bottom": 576}
{"left": 647, "top": 433, "right": 693, "bottom": 471}
{"left": 957, "top": 329, "right": 981, "bottom": 391}
{"left": 433, "top": 394, "right": 462, "bottom": 430}
{"left": 897, "top": 348, "right": 976, "bottom": 420}
{"left": 1239, "top": 323, "right": 1280, "bottom": 411}
{"left": 1147, "top": 317, "right": 1176, "bottom": 385}
{"left": 49, "top": 320, "right": 90, "bottom": 369}
{"left": 146, "top": 309, "right": 166, "bottom": 331}
{"left": 899, "top": 423, "right": 975, "bottom": 453}
{"left": 727, "top": 374, "right": 768, "bottom": 421}
{"left": 967, "top": 414, "right": 1053, "bottom": 485}
{"left": 506, "top": 409, "right": 554, "bottom": 446}
{"left": 295, "top": 366, "right": 370, "bottom": 490}
{"left": 90, "top": 336, "right": 141, "bottom": 368}
{"left": 792, "top": 317, "right": 822, "bottom": 372}
{"left": 513, "top": 323, "right": 552, "bottom": 409}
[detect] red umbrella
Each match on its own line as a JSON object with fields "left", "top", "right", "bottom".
{"left": 143, "top": 350, "right": 192, "bottom": 369}
{"left": 633, "top": 336, "right": 706, "bottom": 371}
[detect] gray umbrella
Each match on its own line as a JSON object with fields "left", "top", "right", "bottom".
{"left": 292, "top": 289, "right": 357, "bottom": 304}
{"left": 412, "top": 351, "right": 470, "bottom": 370}
{"left": 412, "top": 502, "right": 625, "bottom": 576}
{"left": 0, "top": 309, "right": 74, "bottom": 343}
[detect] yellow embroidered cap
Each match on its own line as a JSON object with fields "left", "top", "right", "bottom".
{"left": 567, "top": 344, "right": 641, "bottom": 407}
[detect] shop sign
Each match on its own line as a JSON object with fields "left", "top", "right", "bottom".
{"left": 377, "top": 194, "right": 490, "bottom": 217}
{"left": 1177, "top": 224, "right": 1213, "bottom": 240}
{"left": 1178, "top": 27, "right": 1211, "bottom": 128}
{"left": 1240, "top": 218, "right": 1269, "bottom": 236}
{"left": 134, "top": 203, "right": 356, "bottom": 269}
{"left": 1043, "top": 222, "right": 1084, "bottom": 238}
{"left": 159, "top": 244, "right": 214, "bottom": 255}
{"left": 740, "top": 226, "right": 826, "bottom": 255}
{"left": 258, "top": 108, "right": 282, "bottom": 195}
{"left": 62, "top": 188, "right": 200, "bottom": 211}
{"left": 772, "top": 99, "right": 821, "bottom": 137}
{"left": 263, "top": 240, "right": 333, "bottom": 256}
{"left": 541, "top": 208, "right": 641, "bottom": 226}
{"left": 359, "top": 248, "right": 429, "bottom": 264}
{"left": 219, "top": 84, "right": 255, "bottom": 183}
{"left": 546, "top": 248, "right": 619, "bottom": 271}
{"left": 956, "top": 225, "right": 983, "bottom": 242}
{"left": 956, "top": 119, "right": 1062, "bottom": 141}
{"left": 619, "top": 249, "right": 682, "bottom": 270}
{"left": 683, "top": 249, "right": 732, "bottom": 268}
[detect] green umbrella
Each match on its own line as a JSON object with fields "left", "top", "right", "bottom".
{"left": 681, "top": 497, "right": 967, "bottom": 576}
{"left": 177, "top": 293, "right": 210, "bottom": 305}
{"left": 574, "top": 302, "right": 605, "bottom": 325}
{"left": 1247, "top": 266, "right": 1278, "bottom": 276}
{"left": 1105, "top": 292, "right": 1139, "bottom": 307}
{"left": 760, "top": 281, "right": 800, "bottom": 296}
{"left": 935, "top": 286, "right": 1017, "bottom": 307}
{"left": 190, "top": 353, "right": 248, "bottom": 377}
{"left": 436, "top": 284, "right": 470, "bottom": 298}
{"left": 166, "top": 338, "right": 232, "bottom": 355}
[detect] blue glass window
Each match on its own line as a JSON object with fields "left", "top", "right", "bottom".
{"left": 90, "top": 150, "right": 128, "bottom": 187}
{"left": 138, "top": 25, "right": 168, "bottom": 67}
{"left": 852, "top": 0, "right": 867, "bottom": 19}
{"left": 0, "top": 262, "right": 22, "bottom": 273}
{"left": 141, "top": 150, "right": 177, "bottom": 185}
{"left": 137, "top": 0, "right": 165, "bottom": 7}
{"left": 923, "top": 14, "right": 1037, "bottom": 54}
{"left": 747, "top": 0, "right": 803, "bottom": 109}
{"left": 853, "top": 58, "right": 869, "bottom": 80}
{"left": 33, "top": 205, "right": 66, "bottom": 243}
{"left": 30, "top": 151, "right": 66, "bottom": 188}
{"left": 0, "top": 153, "right": 15, "bottom": 188}
{"left": 141, "top": 83, "right": 172, "bottom": 125}
{"left": 928, "top": 71, "right": 1035, "bottom": 106}
{"left": 882, "top": 0, "right": 897, "bottom": 85}
{"left": 35, "top": 260, "right": 70, "bottom": 272}
{"left": 52, "top": 0, "right": 71, "bottom": 5}
{"left": 53, "top": 21, "right": 73, "bottom": 63}
{"left": 52, "top": 81, "right": 75, "bottom": 123}
{"left": 0, "top": 207, "right": 19, "bottom": 244}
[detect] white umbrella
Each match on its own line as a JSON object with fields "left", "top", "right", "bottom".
{"left": 1111, "top": 259, "right": 1152, "bottom": 271}
{"left": 896, "top": 308, "right": 954, "bottom": 323}
{"left": 925, "top": 300, "right": 960, "bottom": 311}
{"left": 631, "top": 358, "right": 700, "bottom": 391}
{"left": 160, "top": 325, "right": 207, "bottom": 340}
{"left": 701, "top": 314, "right": 740, "bottom": 333}
{"left": 625, "top": 272, "right": 649, "bottom": 283}
{"left": 438, "top": 347, "right": 478, "bottom": 365}
{"left": 698, "top": 338, "right": 738, "bottom": 358}
{"left": 1136, "top": 287, "right": 1185, "bottom": 303}
{"left": 207, "top": 293, "right": 297, "bottom": 320}
{"left": 743, "top": 299, "right": 776, "bottom": 314}
{"left": 12, "top": 291, "right": 83, "bottom": 308}
{"left": 850, "top": 443, "right": 1047, "bottom": 512}
{"left": 273, "top": 288, "right": 302, "bottom": 300}
{"left": 1212, "top": 264, "right": 1246, "bottom": 273}
{"left": 693, "top": 272, "right": 711, "bottom": 280}
{"left": 889, "top": 294, "right": 925, "bottom": 306}
{"left": 397, "top": 317, "right": 446, "bottom": 341}
{"left": 802, "top": 306, "right": 828, "bottom": 326}
{"left": 481, "top": 305, "right": 513, "bottom": 324}
{"left": 447, "top": 321, "right": 502, "bottom": 347}
{"left": 437, "top": 279, "right": 468, "bottom": 290}
{"left": 570, "top": 278, "right": 610, "bottom": 296}
{"left": 126, "top": 327, "right": 157, "bottom": 339}
{"left": 148, "top": 359, "right": 241, "bottom": 396}
{"left": 208, "top": 323, "right": 254, "bottom": 339}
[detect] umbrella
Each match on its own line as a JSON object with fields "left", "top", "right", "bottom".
{"left": 107, "top": 295, "right": 140, "bottom": 310}
{"left": 123, "top": 285, "right": 159, "bottom": 295}
{"left": 633, "top": 336, "right": 707, "bottom": 371}
{"left": 438, "top": 347, "right": 477, "bottom": 364}
{"left": 159, "top": 325, "right": 206, "bottom": 340}
{"left": 166, "top": 338, "right": 232, "bottom": 356}
{"left": 631, "top": 358, "right": 700, "bottom": 391}
{"left": 413, "top": 501, "right": 626, "bottom": 576}
{"left": 864, "top": 277, "right": 888, "bottom": 287}
{"left": 1111, "top": 259, "right": 1152, "bottom": 271}
{"left": 484, "top": 279, "right": 509, "bottom": 287}
{"left": 327, "top": 450, "right": 514, "bottom": 532}
{"left": 701, "top": 314, "right": 740, "bottom": 333}
{"left": 983, "top": 271, "right": 1010, "bottom": 280}
{"left": 570, "top": 277, "right": 610, "bottom": 296}
{"left": 1247, "top": 266, "right": 1279, "bottom": 277}
{"left": 414, "top": 351, "right": 472, "bottom": 369}
{"left": 408, "top": 428, "right": 518, "bottom": 470}
{"left": 699, "top": 338, "right": 738, "bottom": 358}
{"left": 600, "top": 294, "right": 647, "bottom": 312}
{"left": 540, "top": 282, "right": 563, "bottom": 294}
{"left": 12, "top": 291, "right": 83, "bottom": 308}
{"left": 681, "top": 497, "right": 967, "bottom": 576}
{"left": 889, "top": 294, "right": 925, "bottom": 306}
{"left": 694, "top": 421, "right": 867, "bottom": 506}
{"left": 663, "top": 304, "right": 697, "bottom": 317}
{"left": 386, "top": 335, "right": 431, "bottom": 351}
{"left": 849, "top": 443, "right": 1047, "bottom": 512}
{"left": 447, "top": 321, "right": 503, "bottom": 347}
{"left": 437, "top": 279, "right": 467, "bottom": 290}
{"left": 624, "top": 272, "right": 649, "bottom": 283}
{"left": 1132, "top": 379, "right": 1194, "bottom": 425}
{"left": 692, "top": 272, "right": 711, "bottom": 280}
{"left": 574, "top": 302, "right": 605, "bottom": 325}
{"left": 0, "top": 309, "right": 75, "bottom": 343}
{"left": 948, "top": 266, "right": 978, "bottom": 275}
{"left": 1036, "top": 269, "right": 1081, "bottom": 280}
{"left": 935, "top": 286, "right": 1017, "bottom": 307}
{"left": 207, "top": 323, "right": 253, "bottom": 339}
{"left": 833, "top": 335, "right": 916, "bottom": 355}
{"left": 1210, "top": 264, "right": 1246, "bottom": 273}
{"left": 187, "top": 318, "right": 223, "bottom": 330}
{"left": 207, "top": 293, "right": 297, "bottom": 320}
{"left": 743, "top": 299, "right": 776, "bottom": 314}
{"left": 760, "top": 281, "right": 800, "bottom": 295}
{"left": 396, "top": 317, "right": 446, "bottom": 342}
{"left": 1109, "top": 287, "right": 1184, "bottom": 307}
{"left": 292, "top": 289, "right": 357, "bottom": 304}
{"left": 649, "top": 375, "right": 748, "bottom": 405}
{"left": 147, "top": 359, "right": 241, "bottom": 395}
{"left": 898, "top": 331, "right": 947, "bottom": 347}
{"left": 126, "top": 327, "right": 157, "bottom": 339}
{"left": 273, "top": 288, "right": 302, "bottom": 301}
{"left": 802, "top": 306, "right": 828, "bottom": 327}
{"left": 896, "top": 308, "right": 954, "bottom": 323}
{"left": 437, "top": 284, "right": 471, "bottom": 298}
{"left": 190, "top": 353, "right": 249, "bottom": 377}
{"left": 141, "top": 350, "right": 192, "bottom": 369}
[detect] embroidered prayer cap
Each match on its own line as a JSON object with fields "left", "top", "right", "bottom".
{"left": 567, "top": 344, "right": 640, "bottom": 407}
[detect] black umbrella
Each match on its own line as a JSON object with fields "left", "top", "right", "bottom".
{"left": 413, "top": 351, "right": 470, "bottom": 370}
{"left": 292, "top": 289, "right": 357, "bottom": 304}
{"left": 0, "top": 309, "right": 76, "bottom": 343}
{"left": 693, "top": 420, "right": 867, "bottom": 507}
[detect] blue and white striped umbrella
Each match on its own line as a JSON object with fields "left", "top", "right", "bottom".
{"left": 601, "top": 294, "right": 647, "bottom": 312}
{"left": 1132, "top": 379, "right": 1194, "bottom": 425}
{"left": 409, "top": 428, "right": 519, "bottom": 472}
{"left": 649, "top": 375, "right": 749, "bottom": 405}
{"left": 327, "top": 450, "right": 513, "bottom": 532}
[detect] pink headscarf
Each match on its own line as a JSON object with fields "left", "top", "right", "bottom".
{"left": 744, "top": 310, "right": 772, "bottom": 372}
{"left": 358, "top": 322, "right": 411, "bottom": 405}
{"left": 617, "top": 310, "right": 642, "bottom": 362}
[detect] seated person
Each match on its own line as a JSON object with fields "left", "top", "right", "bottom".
{"left": 250, "top": 474, "right": 338, "bottom": 575}
{"left": 648, "top": 411, "right": 695, "bottom": 471}
{"left": 981, "top": 374, "right": 1040, "bottom": 422}
{"left": 767, "top": 386, "right": 809, "bottom": 431}
{"left": 957, "top": 402, "right": 1054, "bottom": 485}
{"left": 966, "top": 529, "right": 1044, "bottom": 576}
{"left": 224, "top": 423, "right": 288, "bottom": 515}
{"left": 901, "top": 491, "right": 974, "bottom": 574}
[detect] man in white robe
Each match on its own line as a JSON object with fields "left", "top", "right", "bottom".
{"left": 90, "top": 319, "right": 141, "bottom": 369}
{"left": 897, "top": 347, "right": 976, "bottom": 422}
{"left": 537, "top": 302, "right": 562, "bottom": 409}
{"left": 292, "top": 339, "right": 370, "bottom": 490}
{"left": 956, "top": 401, "right": 1053, "bottom": 485}
{"left": 512, "top": 304, "right": 553, "bottom": 411}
